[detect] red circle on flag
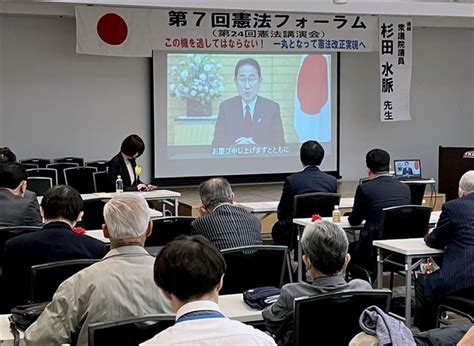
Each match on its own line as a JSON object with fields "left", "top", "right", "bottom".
{"left": 296, "top": 55, "right": 328, "bottom": 115}
{"left": 97, "top": 13, "right": 128, "bottom": 45}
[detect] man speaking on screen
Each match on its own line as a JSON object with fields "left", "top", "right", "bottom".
{"left": 212, "top": 58, "right": 285, "bottom": 147}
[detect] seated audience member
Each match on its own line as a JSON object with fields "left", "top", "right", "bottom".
{"left": 142, "top": 235, "right": 276, "bottom": 345}
{"left": 272, "top": 140, "right": 337, "bottom": 246}
{"left": 3, "top": 185, "right": 107, "bottom": 309}
{"left": 348, "top": 149, "right": 411, "bottom": 270}
{"left": 415, "top": 170, "right": 474, "bottom": 331}
{"left": 0, "top": 147, "right": 17, "bottom": 163}
{"left": 0, "top": 162, "right": 42, "bottom": 227}
{"left": 263, "top": 221, "right": 372, "bottom": 345}
{"left": 191, "top": 177, "right": 262, "bottom": 250}
{"left": 25, "top": 194, "right": 172, "bottom": 345}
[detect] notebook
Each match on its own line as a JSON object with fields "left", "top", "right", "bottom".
{"left": 394, "top": 159, "right": 422, "bottom": 179}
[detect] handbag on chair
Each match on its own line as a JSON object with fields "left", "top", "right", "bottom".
{"left": 10, "top": 301, "right": 49, "bottom": 331}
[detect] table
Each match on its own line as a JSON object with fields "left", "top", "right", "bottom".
{"left": 293, "top": 216, "right": 364, "bottom": 281}
{"left": 292, "top": 212, "right": 441, "bottom": 283}
{"left": 85, "top": 229, "right": 109, "bottom": 243}
{"left": 238, "top": 197, "right": 355, "bottom": 215}
{"left": 38, "top": 190, "right": 181, "bottom": 216}
{"left": 0, "top": 294, "right": 262, "bottom": 344}
{"left": 373, "top": 238, "right": 444, "bottom": 327}
{"left": 0, "top": 315, "right": 22, "bottom": 346}
{"left": 400, "top": 179, "right": 436, "bottom": 185}
{"left": 219, "top": 294, "right": 263, "bottom": 323}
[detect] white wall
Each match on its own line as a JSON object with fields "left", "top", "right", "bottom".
{"left": 0, "top": 16, "right": 152, "bottom": 181}
{"left": 1, "top": 16, "right": 473, "bottom": 184}
{"left": 0, "top": 16, "right": 3, "bottom": 144}
{"left": 340, "top": 27, "right": 474, "bottom": 181}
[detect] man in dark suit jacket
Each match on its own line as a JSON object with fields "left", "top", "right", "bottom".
{"left": 272, "top": 140, "right": 337, "bottom": 246}
{"left": 415, "top": 170, "right": 474, "bottom": 331}
{"left": 402, "top": 161, "right": 414, "bottom": 175}
{"left": 0, "top": 163, "right": 42, "bottom": 227}
{"left": 348, "top": 149, "right": 411, "bottom": 270}
{"left": 212, "top": 58, "right": 284, "bottom": 147}
{"left": 191, "top": 177, "right": 262, "bottom": 250}
{"left": 3, "top": 185, "right": 107, "bottom": 310}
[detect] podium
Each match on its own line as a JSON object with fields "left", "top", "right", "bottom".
{"left": 439, "top": 146, "right": 474, "bottom": 201}
{"left": 400, "top": 179, "right": 436, "bottom": 205}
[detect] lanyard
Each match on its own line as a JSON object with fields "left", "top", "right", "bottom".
{"left": 176, "top": 311, "right": 225, "bottom": 324}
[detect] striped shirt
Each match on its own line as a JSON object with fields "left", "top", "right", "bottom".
{"left": 191, "top": 203, "right": 262, "bottom": 250}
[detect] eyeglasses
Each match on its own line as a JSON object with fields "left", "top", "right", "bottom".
{"left": 237, "top": 75, "right": 259, "bottom": 85}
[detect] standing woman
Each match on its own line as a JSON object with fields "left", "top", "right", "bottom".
{"left": 108, "top": 134, "right": 154, "bottom": 191}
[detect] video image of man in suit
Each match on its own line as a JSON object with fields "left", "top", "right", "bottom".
{"left": 212, "top": 58, "right": 285, "bottom": 147}
{"left": 402, "top": 161, "right": 414, "bottom": 176}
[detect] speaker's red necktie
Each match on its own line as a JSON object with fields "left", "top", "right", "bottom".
{"left": 244, "top": 105, "right": 252, "bottom": 137}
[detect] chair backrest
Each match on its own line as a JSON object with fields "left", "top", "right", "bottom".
{"left": 294, "top": 289, "right": 392, "bottom": 346}
{"left": 64, "top": 166, "right": 98, "bottom": 194}
{"left": 0, "top": 226, "right": 42, "bottom": 265}
{"left": 54, "top": 157, "right": 85, "bottom": 166}
{"left": 26, "top": 168, "right": 58, "bottom": 186}
{"left": 46, "top": 162, "right": 79, "bottom": 185}
{"left": 220, "top": 245, "right": 288, "bottom": 295}
{"left": 93, "top": 171, "right": 113, "bottom": 192}
{"left": 20, "top": 158, "right": 51, "bottom": 168}
{"left": 86, "top": 160, "right": 109, "bottom": 172}
{"left": 81, "top": 199, "right": 106, "bottom": 230}
{"left": 145, "top": 217, "right": 195, "bottom": 247}
{"left": 380, "top": 205, "right": 432, "bottom": 240}
{"left": 20, "top": 163, "right": 39, "bottom": 170}
{"left": 293, "top": 192, "right": 341, "bottom": 218}
{"left": 26, "top": 177, "right": 53, "bottom": 196}
{"left": 345, "top": 262, "right": 372, "bottom": 285}
{"left": 30, "top": 259, "right": 99, "bottom": 303}
{"left": 88, "top": 314, "right": 175, "bottom": 346}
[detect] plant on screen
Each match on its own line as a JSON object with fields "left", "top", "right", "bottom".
{"left": 169, "top": 54, "right": 225, "bottom": 105}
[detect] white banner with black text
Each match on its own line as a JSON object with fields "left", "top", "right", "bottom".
{"left": 379, "top": 16, "right": 413, "bottom": 122}
{"left": 76, "top": 6, "right": 378, "bottom": 55}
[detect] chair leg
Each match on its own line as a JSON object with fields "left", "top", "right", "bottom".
{"left": 389, "top": 271, "right": 394, "bottom": 290}
{"left": 286, "top": 253, "right": 293, "bottom": 283}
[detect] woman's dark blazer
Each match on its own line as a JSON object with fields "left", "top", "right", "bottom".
{"left": 108, "top": 153, "right": 141, "bottom": 191}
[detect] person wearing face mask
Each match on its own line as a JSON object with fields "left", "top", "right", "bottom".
{"left": 108, "top": 134, "right": 155, "bottom": 191}
{"left": 212, "top": 58, "right": 285, "bottom": 147}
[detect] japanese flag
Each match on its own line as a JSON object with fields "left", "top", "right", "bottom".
{"left": 75, "top": 6, "right": 151, "bottom": 57}
{"left": 293, "top": 55, "right": 331, "bottom": 143}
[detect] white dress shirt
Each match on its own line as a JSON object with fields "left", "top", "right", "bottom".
{"left": 125, "top": 158, "right": 135, "bottom": 185}
{"left": 141, "top": 300, "right": 276, "bottom": 345}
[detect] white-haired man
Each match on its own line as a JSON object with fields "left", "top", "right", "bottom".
{"left": 25, "top": 194, "right": 172, "bottom": 346}
{"left": 263, "top": 220, "right": 372, "bottom": 345}
{"left": 415, "top": 170, "right": 474, "bottom": 331}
